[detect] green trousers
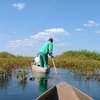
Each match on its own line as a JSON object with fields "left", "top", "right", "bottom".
{"left": 39, "top": 53, "right": 48, "bottom": 68}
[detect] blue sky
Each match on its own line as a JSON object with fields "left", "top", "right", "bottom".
{"left": 0, "top": 0, "right": 100, "bottom": 56}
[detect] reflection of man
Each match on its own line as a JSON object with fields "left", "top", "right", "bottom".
{"left": 39, "top": 38, "right": 54, "bottom": 68}
{"left": 39, "top": 78, "right": 47, "bottom": 94}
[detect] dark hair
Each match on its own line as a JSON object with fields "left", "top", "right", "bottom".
{"left": 48, "top": 38, "right": 53, "bottom": 42}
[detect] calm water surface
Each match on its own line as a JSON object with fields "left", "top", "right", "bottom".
{"left": 0, "top": 68, "right": 100, "bottom": 100}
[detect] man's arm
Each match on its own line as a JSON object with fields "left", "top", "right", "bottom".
{"left": 49, "top": 43, "right": 54, "bottom": 58}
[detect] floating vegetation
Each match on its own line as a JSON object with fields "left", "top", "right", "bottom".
{"left": 16, "top": 67, "right": 28, "bottom": 91}
{"left": 0, "top": 64, "right": 12, "bottom": 80}
{"left": 17, "top": 67, "right": 27, "bottom": 80}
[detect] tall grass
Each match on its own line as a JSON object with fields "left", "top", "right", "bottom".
{"left": 1, "top": 50, "right": 100, "bottom": 79}
{"left": 0, "top": 52, "right": 32, "bottom": 79}
{"left": 49, "top": 50, "right": 100, "bottom": 70}
{"left": 49, "top": 50, "right": 100, "bottom": 79}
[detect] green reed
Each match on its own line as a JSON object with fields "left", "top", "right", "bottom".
{"left": 49, "top": 50, "right": 100, "bottom": 79}
{"left": 0, "top": 52, "right": 32, "bottom": 79}
{"left": 17, "top": 66, "right": 27, "bottom": 80}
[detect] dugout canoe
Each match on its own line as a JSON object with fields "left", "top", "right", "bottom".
{"left": 36, "top": 82, "right": 93, "bottom": 100}
{"left": 31, "top": 63, "right": 50, "bottom": 74}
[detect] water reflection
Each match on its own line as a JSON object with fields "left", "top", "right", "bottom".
{"left": 0, "top": 68, "right": 100, "bottom": 100}
{"left": 0, "top": 79, "right": 9, "bottom": 90}
{"left": 0, "top": 73, "right": 12, "bottom": 90}
{"left": 16, "top": 68, "right": 28, "bottom": 91}
{"left": 31, "top": 70, "right": 48, "bottom": 94}
{"left": 85, "top": 79, "right": 90, "bottom": 89}
{"left": 18, "top": 78, "right": 27, "bottom": 91}
{"left": 39, "top": 77, "right": 48, "bottom": 94}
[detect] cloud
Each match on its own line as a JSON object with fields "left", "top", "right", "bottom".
{"left": 30, "top": 28, "right": 69, "bottom": 40}
{"left": 84, "top": 20, "right": 99, "bottom": 27}
{"left": 8, "top": 28, "right": 69, "bottom": 48}
{"left": 12, "top": 3, "right": 26, "bottom": 10}
{"left": 8, "top": 39, "right": 34, "bottom": 48}
{"left": 45, "top": 28, "right": 66, "bottom": 33}
{"left": 75, "top": 28, "right": 83, "bottom": 32}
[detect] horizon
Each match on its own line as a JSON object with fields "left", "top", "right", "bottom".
{"left": 0, "top": 0, "right": 100, "bottom": 56}
{"left": 1, "top": 49, "right": 100, "bottom": 57}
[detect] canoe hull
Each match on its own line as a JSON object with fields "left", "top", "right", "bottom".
{"left": 31, "top": 63, "right": 50, "bottom": 74}
{"left": 36, "top": 82, "right": 93, "bottom": 100}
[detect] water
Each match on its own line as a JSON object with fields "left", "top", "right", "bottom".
{"left": 0, "top": 68, "right": 100, "bottom": 100}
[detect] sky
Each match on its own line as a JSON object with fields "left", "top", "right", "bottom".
{"left": 0, "top": 0, "right": 100, "bottom": 56}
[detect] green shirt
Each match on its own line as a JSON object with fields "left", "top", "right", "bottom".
{"left": 40, "top": 41, "right": 53, "bottom": 55}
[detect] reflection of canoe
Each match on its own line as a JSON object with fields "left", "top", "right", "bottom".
{"left": 36, "top": 82, "right": 93, "bottom": 100}
{"left": 32, "top": 70, "right": 47, "bottom": 79}
{"left": 31, "top": 63, "right": 50, "bottom": 74}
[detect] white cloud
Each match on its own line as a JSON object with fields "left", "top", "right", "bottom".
{"left": 45, "top": 28, "right": 66, "bottom": 33}
{"left": 84, "top": 20, "right": 99, "bottom": 27}
{"left": 75, "top": 28, "right": 83, "bottom": 32}
{"left": 30, "top": 28, "right": 69, "bottom": 40}
{"left": 30, "top": 32, "right": 50, "bottom": 40}
{"left": 8, "top": 39, "right": 35, "bottom": 48}
{"left": 8, "top": 28, "right": 69, "bottom": 48}
{"left": 12, "top": 3, "right": 26, "bottom": 10}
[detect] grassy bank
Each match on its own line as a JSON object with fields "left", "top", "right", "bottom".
{"left": 48, "top": 50, "right": 100, "bottom": 79}
{"left": 0, "top": 52, "right": 32, "bottom": 68}
{"left": 49, "top": 50, "right": 100, "bottom": 72}
{"left": 0, "top": 52, "right": 32, "bottom": 78}
{"left": 1, "top": 50, "right": 100, "bottom": 79}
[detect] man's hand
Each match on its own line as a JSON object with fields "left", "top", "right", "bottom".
{"left": 51, "top": 55, "right": 54, "bottom": 58}
{"left": 49, "top": 53, "right": 54, "bottom": 58}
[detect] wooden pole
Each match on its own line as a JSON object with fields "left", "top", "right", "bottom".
{"left": 52, "top": 58, "right": 57, "bottom": 75}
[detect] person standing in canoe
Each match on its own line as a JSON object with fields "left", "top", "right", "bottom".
{"left": 39, "top": 38, "right": 54, "bottom": 68}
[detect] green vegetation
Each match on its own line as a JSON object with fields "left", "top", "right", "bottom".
{"left": 0, "top": 52, "right": 32, "bottom": 79}
{"left": 17, "top": 66, "right": 27, "bottom": 80}
{"left": 61, "top": 50, "right": 100, "bottom": 60}
{"left": 49, "top": 50, "right": 100, "bottom": 78}
{"left": 16, "top": 67, "right": 28, "bottom": 90}
{"left": 49, "top": 50, "right": 100, "bottom": 68}
{"left": 1, "top": 50, "right": 100, "bottom": 80}
{"left": 0, "top": 52, "right": 16, "bottom": 58}
{"left": 0, "top": 52, "right": 32, "bottom": 67}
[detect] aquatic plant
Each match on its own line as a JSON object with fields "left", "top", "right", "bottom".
{"left": 17, "top": 67, "right": 27, "bottom": 80}
{"left": 48, "top": 50, "right": 100, "bottom": 79}
{"left": 0, "top": 52, "right": 32, "bottom": 80}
